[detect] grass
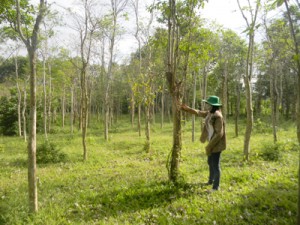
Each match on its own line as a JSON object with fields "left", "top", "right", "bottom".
{"left": 0, "top": 116, "right": 298, "bottom": 225}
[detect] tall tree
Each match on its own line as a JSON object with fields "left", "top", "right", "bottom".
{"left": 281, "top": 1, "right": 300, "bottom": 223}
{"left": 237, "top": 0, "right": 261, "bottom": 161}
{"left": 162, "top": 0, "right": 204, "bottom": 182}
{"left": 0, "top": 0, "right": 47, "bottom": 213}
{"left": 104, "top": 0, "right": 129, "bottom": 141}
{"left": 70, "top": 0, "right": 98, "bottom": 160}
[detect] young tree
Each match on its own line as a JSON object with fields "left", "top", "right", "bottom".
{"left": 0, "top": 0, "right": 47, "bottom": 213}
{"left": 104, "top": 0, "right": 129, "bottom": 141}
{"left": 281, "top": 1, "right": 300, "bottom": 223}
{"left": 70, "top": 0, "right": 98, "bottom": 160}
{"left": 237, "top": 0, "right": 261, "bottom": 161}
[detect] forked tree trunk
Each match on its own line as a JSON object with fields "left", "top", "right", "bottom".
{"left": 16, "top": 0, "right": 46, "bottom": 213}
{"left": 237, "top": 0, "right": 259, "bottom": 161}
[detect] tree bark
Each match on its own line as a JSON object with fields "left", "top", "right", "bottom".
{"left": 192, "top": 72, "right": 196, "bottom": 142}
{"left": 283, "top": 1, "right": 300, "bottom": 223}
{"left": 15, "top": 55, "right": 22, "bottom": 137}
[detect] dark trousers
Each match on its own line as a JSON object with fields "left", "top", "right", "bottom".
{"left": 207, "top": 152, "right": 221, "bottom": 190}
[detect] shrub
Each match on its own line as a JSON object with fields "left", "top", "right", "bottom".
{"left": 0, "top": 96, "right": 18, "bottom": 136}
{"left": 260, "top": 143, "right": 282, "bottom": 161}
{"left": 253, "top": 118, "right": 272, "bottom": 134}
{"left": 36, "top": 141, "right": 67, "bottom": 164}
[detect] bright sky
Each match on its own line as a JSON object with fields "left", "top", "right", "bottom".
{"left": 4, "top": 0, "right": 286, "bottom": 63}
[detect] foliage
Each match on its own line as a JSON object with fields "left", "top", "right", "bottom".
{"left": 259, "top": 142, "right": 283, "bottom": 161}
{"left": 253, "top": 118, "right": 273, "bottom": 133}
{"left": 0, "top": 95, "right": 18, "bottom": 136}
{"left": 36, "top": 141, "right": 67, "bottom": 164}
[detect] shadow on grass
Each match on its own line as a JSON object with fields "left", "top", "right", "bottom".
{"left": 66, "top": 181, "right": 206, "bottom": 222}
{"left": 212, "top": 182, "right": 297, "bottom": 225}
{"left": 65, "top": 180, "right": 297, "bottom": 224}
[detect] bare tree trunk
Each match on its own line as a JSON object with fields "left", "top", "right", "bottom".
{"left": 145, "top": 106, "right": 151, "bottom": 152}
{"left": 270, "top": 68, "right": 278, "bottom": 143}
{"left": 70, "top": 86, "right": 74, "bottom": 135}
{"left": 161, "top": 83, "right": 165, "bottom": 129}
{"left": 47, "top": 63, "right": 52, "bottom": 133}
{"left": 138, "top": 103, "right": 141, "bottom": 136}
{"left": 192, "top": 72, "right": 196, "bottom": 142}
{"left": 235, "top": 81, "right": 241, "bottom": 137}
{"left": 131, "top": 91, "right": 135, "bottom": 128}
{"left": 81, "top": 68, "right": 88, "bottom": 160}
{"left": 222, "top": 60, "right": 228, "bottom": 123}
{"left": 283, "top": 1, "right": 300, "bottom": 223}
{"left": 15, "top": 55, "right": 22, "bottom": 137}
{"left": 22, "top": 79, "right": 28, "bottom": 142}
{"left": 166, "top": 0, "right": 183, "bottom": 183}
{"left": 42, "top": 55, "right": 48, "bottom": 139}
{"left": 15, "top": 0, "right": 46, "bottom": 213}
{"left": 237, "top": 0, "right": 259, "bottom": 161}
{"left": 62, "top": 86, "right": 65, "bottom": 128}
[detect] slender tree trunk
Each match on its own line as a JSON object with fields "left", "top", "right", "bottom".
{"left": 70, "top": 86, "right": 74, "bottom": 135}
{"left": 62, "top": 86, "right": 65, "bottom": 128}
{"left": 235, "top": 81, "right": 241, "bottom": 137}
{"left": 222, "top": 60, "right": 228, "bottom": 123}
{"left": 270, "top": 66, "right": 278, "bottom": 143}
{"left": 27, "top": 48, "right": 38, "bottom": 213}
{"left": 192, "top": 72, "right": 196, "bottom": 142}
{"left": 131, "top": 91, "right": 135, "bottom": 128}
{"left": 145, "top": 105, "right": 151, "bottom": 152}
{"left": 161, "top": 83, "right": 164, "bottom": 129}
{"left": 22, "top": 79, "right": 28, "bottom": 142}
{"left": 237, "top": 0, "right": 259, "bottom": 161}
{"left": 138, "top": 103, "right": 141, "bottom": 136}
{"left": 42, "top": 56, "right": 47, "bottom": 139}
{"left": 15, "top": 56, "right": 22, "bottom": 137}
{"left": 81, "top": 67, "right": 88, "bottom": 160}
{"left": 47, "top": 63, "right": 52, "bottom": 133}
{"left": 283, "top": 2, "right": 300, "bottom": 223}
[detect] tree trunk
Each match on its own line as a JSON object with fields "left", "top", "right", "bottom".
{"left": 27, "top": 48, "right": 38, "bottom": 213}
{"left": 192, "top": 72, "right": 196, "bottom": 142}
{"left": 22, "top": 79, "right": 28, "bottom": 142}
{"left": 169, "top": 90, "right": 182, "bottom": 182}
{"left": 131, "top": 91, "right": 135, "bottom": 128}
{"left": 145, "top": 105, "right": 151, "bottom": 152}
{"left": 42, "top": 56, "right": 48, "bottom": 139}
{"left": 70, "top": 86, "right": 74, "bottom": 135}
{"left": 161, "top": 83, "right": 165, "bottom": 129}
{"left": 15, "top": 56, "right": 22, "bottom": 137}
{"left": 61, "top": 86, "right": 65, "bottom": 128}
{"left": 222, "top": 60, "right": 228, "bottom": 123}
{"left": 270, "top": 67, "right": 278, "bottom": 143}
{"left": 235, "top": 81, "right": 241, "bottom": 137}
{"left": 282, "top": 2, "right": 300, "bottom": 223}
{"left": 138, "top": 103, "right": 141, "bottom": 136}
{"left": 47, "top": 63, "right": 52, "bottom": 133}
{"left": 81, "top": 67, "right": 88, "bottom": 161}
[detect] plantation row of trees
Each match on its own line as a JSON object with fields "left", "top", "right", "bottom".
{"left": 0, "top": 0, "right": 299, "bottom": 218}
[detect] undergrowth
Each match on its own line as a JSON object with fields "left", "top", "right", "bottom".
{"left": 0, "top": 117, "right": 298, "bottom": 225}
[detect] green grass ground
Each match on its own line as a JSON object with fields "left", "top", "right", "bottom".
{"left": 0, "top": 117, "right": 298, "bottom": 225}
